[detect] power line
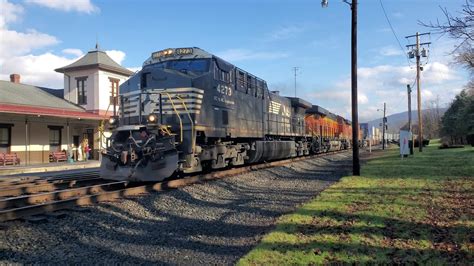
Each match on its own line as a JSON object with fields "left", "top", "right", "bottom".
{"left": 379, "top": 0, "right": 411, "bottom": 66}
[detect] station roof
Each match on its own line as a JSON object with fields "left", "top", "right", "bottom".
{"left": 55, "top": 49, "right": 134, "bottom": 76}
{"left": 0, "top": 80, "right": 105, "bottom": 120}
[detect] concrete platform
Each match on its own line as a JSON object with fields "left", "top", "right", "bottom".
{"left": 0, "top": 160, "right": 100, "bottom": 176}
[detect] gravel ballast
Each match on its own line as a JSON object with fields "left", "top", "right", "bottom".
{"left": 0, "top": 152, "right": 352, "bottom": 265}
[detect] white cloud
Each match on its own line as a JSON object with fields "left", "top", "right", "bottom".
{"left": 308, "top": 90, "right": 369, "bottom": 107}
{"left": 267, "top": 25, "right": 305, "bottom": 41}
{"left": 379, "top": 45, "right": 403, "bottom": 56}
{"left": 392, "top": 12, "right": 403, "bottom": 18}
{"left": 0, "top": 52, "right": 80, "bottom": 88}
{"left": 0, "top": 0, "right": 111, "bottom": 89}
{"left": 0, "top": 0, "right": 24, "bottom": 27}
{"left": 377, "top": 27, "right": 391, "bottom": 33}
{"left": 105, "top": 50, "right": 126, "bottom": 64}
{"left": 26, "top": 0, "right": 99, "bottom": 14}
{"left": 62, "top": 48, "right": 83, "bottom": 57}
{"left": 422, "top": 62, "right": 455, "bottom": 84}
{"left": 0, "top": 29, "right": 58, "bottom": 60}
{"left": 421, "top": 89, "right": 434, "bottom": 100}
{"left": 305, "top": 57, "right": 463, "bottom": 122}
{"left": 217, "top": 49, "right": 288, "bottom": 62}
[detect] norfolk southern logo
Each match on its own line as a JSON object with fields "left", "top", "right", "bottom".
{"left": 269, "top": 101, "right": 290, "bottom": 117}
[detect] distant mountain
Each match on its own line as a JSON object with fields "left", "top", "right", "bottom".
{"left": 364, "top": 108, "right": 447, "bottom": 134}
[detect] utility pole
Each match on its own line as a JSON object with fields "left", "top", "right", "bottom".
{"left": 407, "top": 84, "right": 414, "bottom": 155}
{"left": 293, "top": 67, "right": 300, "bottom": 97}
{"left": 406, "top": 32, "right": 430, "bottom": 152}
{"left": 379, "top": 103, "right": 386, "bottom": 150}
{"left": 322, "top": 0, "right": 359, "bottom": 176}
{"left": 351, "top": 0, "right": 360, "bottom": 175}
{"left": 415, "top": 33, "right": 422, "bottom": 152}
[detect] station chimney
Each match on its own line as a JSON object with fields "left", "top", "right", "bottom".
{"left": 10, "top": 74, "right": 21, "bottom": 84}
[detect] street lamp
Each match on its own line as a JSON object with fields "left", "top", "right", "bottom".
{"left": 377, "top": 103, "right": 387, "bottom": 150}
{"left": 321, "top": 0, "right": 360, "bottom": 175}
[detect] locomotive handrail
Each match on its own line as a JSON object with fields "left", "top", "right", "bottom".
{"left": 176, "top": 95, "right": 196, "bottom": 153}
{"left": 163, "top": 92, "right": 184, "bottom": 143}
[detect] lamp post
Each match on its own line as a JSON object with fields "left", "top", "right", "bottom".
{"left": 321, "top": 0, "right": 360, "bottom": 175}
{"left": 377, "top": 102, "right": 386, "bottom": 150}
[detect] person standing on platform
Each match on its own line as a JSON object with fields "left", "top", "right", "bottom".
{"left": 67, "top": 144, "right": 74, "bottom": 163}
{"left": 84, "top": 140, "right": 90, "bottom": 161}
{"left": 77, "top": 143, "right": 83, "bottom": 162}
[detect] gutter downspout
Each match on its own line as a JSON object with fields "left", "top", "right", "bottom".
{"left": 25, "top": 118, "right": 28, "bottom": 166}
{"left": 67, "top": 119, "right": 70, "bottom": 157}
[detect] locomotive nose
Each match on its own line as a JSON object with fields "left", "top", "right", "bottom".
{"left": 142, "top": 68, "right": 192, "bottom": 89}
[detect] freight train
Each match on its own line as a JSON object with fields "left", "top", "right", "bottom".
{"left": 100, "top": 47, "right": 356, "bottom": 181}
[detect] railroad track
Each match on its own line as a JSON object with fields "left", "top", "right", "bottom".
{"left": 0, "top": 150, "right": 349, "bottom": 222}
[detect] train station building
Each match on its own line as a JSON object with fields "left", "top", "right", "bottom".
{"left": 0, "top": 48, "right": 133, "bottom": 165}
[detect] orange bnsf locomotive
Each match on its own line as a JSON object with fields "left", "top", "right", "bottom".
{"left": 100, "top": 47, "right": 356, "bottom": 182}
{"left": 305, "top": 105, "right": 353, "bottom": 153}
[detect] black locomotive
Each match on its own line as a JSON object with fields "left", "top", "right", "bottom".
{"left": 100, "top": 47, "right": 342, "bottom": 181}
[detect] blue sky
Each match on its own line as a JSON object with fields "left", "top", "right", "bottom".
{"left": 0, "top": 0, "right": 470, "bottom": 121}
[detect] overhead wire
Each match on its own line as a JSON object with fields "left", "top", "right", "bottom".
{"left": 379, "top": 0, "right": 419, "bottom": 115}
{"left": 379, "top": 0, "right": 411, "bottom": 67}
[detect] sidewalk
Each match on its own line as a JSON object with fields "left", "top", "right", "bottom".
{"left": 0, "top": 160, "right": 100, "bottom": 176}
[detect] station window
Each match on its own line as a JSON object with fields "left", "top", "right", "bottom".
{"left": 0, "top": 124, "right": 12, "bottom": 153}
{"left": 48, "top": 126, "right": 62, "bottom": 152}
{"left": 76, "top": 77, "right": 87, "bottom": 105}
{"left": 109, "top": 77, "right": 120, "bottom": 105}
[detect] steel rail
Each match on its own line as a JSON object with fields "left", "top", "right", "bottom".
{"left": 0, "top": 172, "right": 99, "bottom": 189}
{"left": 0, "top": 176, "right": 42, "bottom": 187}
{"left": 0, "top": 150, "right": 350, "bottom": 222}
{"left": 0, "top": 177, "right": 106, "bottom": 197}
{"left": 0, "top": 181, "right": 128, "bottom": 210}
{"left": 1, "top": 173, "right": 99, "bottom": 186}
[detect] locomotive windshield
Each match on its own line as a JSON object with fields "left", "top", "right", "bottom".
{"left": 150, "top": 59, "right": 210, "bottom": 73}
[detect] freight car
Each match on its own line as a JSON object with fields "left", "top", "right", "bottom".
{"left": 100, "top": 47, "right": 350, "bottom": 182}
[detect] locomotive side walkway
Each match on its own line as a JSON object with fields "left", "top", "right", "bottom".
{"left": 1, "top": 151, "right": 354, "bottom": 264}
{"left": 239, "top": 141, "right": 474, "bottom": 264}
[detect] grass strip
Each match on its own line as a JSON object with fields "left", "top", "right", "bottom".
{"left": 239, "top": 141, "right": 473, "bottom": 264}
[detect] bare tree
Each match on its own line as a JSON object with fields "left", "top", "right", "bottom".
{"left": 422, "top": 1, "right": 474, "bottom": 145}
{"left": 467, "top": 80, "right": 474, "bottom": 95}
{"left": 420, "top": 0, "right": 474, "bottom": 74}
{"left": 422, "top": 96, "right": 443, "bottom": 139}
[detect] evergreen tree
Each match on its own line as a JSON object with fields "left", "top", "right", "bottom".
{"left": 441, "top": 90, "right": 474, "bottom": 144}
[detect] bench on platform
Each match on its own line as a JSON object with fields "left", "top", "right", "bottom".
{"left": 0, "top": 153, "right": 21, "bottom": 166}
{"left": 50, "top": 151, "right": 67, "bottom": 163}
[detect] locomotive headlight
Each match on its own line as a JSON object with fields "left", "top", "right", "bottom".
{"left": 147, "top": 114, "right": 157, "bottom": 124}
{"left": 108, "top": 117, "right": 117, "bottom": 125}
{"left": 108, "top": 117, "right": 118, "bottom": 129}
